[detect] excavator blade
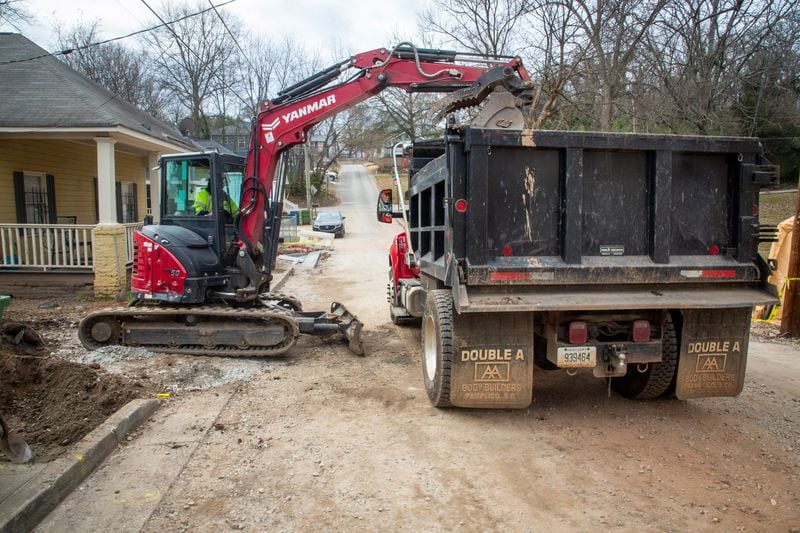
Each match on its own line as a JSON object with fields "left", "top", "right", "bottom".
{"left": 330, "top": 302, "right": 364, "bottom": 355}
{"left": 293, "top": 302, "right": 365, "bottom": 356}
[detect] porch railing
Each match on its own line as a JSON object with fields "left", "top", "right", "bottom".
{"left": 123, "top": 223, "right": 143, "bottom": 265}
{"left": 0, "top": 222, "right": 144, "bottom": 271}
{"left": 0, "top": 223, "right": 95, "bottom": 270}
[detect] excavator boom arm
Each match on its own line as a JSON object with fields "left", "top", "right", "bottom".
{"left": 239, "top": 45, "right": 530, "bottom": 270}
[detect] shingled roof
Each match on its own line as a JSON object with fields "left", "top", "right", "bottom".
{"left": 0, "top": 33, "right": 194, "bottom": 149}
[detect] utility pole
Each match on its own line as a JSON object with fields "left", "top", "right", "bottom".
{"left": 780, "top": 175, "right": 800, "bottom": 336}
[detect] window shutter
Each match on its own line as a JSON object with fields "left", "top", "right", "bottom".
{"left": 131, "top": 182, "right": 139, "bottom": 222}
{"left": 13, "top": 171, "right": 26, "bottom": 223}
{"left": 45, "top": 174, "right": 56, "bottom": 224}
{"left": 115, "top": 182, "right": 122, "bottom": 223}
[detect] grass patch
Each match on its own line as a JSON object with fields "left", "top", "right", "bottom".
{"left": 374, "top": 173, "right": 394, "bottom": 193}
{"left": 759, "top": 190, "right": 797, "bottom": 256}
{"left": 759, "top": 191, "right": 796, "bottom": 226}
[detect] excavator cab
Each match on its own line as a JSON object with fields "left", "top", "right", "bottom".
{"left": 161, "top": 152, "right": 244, "bottom": 258}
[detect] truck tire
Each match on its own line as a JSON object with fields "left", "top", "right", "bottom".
{"left": 611, "top": 316, "right": 678, "bottom": 400}
{"left": 422, "top": 289, "right": 454, "bottom": 407}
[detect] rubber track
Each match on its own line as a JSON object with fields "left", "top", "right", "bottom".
{"left": 79, "top": 305, "right": 300, "bottom": 357}
{"left": 260, "top": 292, "right": 303, "bottom": 312}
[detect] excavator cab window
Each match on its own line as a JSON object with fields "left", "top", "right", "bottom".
{"left": 222, "top": 167, "right": 243, "bottom": 208}
{"left": 220, "top": 163, "right": 243, "bottom": 246}
{"left": 164, "top": 158, "right": 211, "bottom": 217}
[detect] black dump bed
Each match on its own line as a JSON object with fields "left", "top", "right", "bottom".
{"left": 407, "top": 127, "right": 779, "bottom": 313}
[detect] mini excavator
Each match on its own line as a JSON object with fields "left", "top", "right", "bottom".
{"left": 78, "top": 43, "right": 533, "bottom": 357}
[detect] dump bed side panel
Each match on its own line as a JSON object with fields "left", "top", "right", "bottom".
{"left": 406, "top": 128, "right": 777, "bottom": 309}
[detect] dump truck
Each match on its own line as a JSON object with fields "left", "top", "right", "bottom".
{"left": 379, "top": 126, "right": 779, "bottom": 409}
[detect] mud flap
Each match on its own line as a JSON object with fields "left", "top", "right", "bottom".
{"left": 449, "top": 312, "right": 534, "bottom": 409}
{"left": 675, "top": 308, "right": 751, "bottom": 400}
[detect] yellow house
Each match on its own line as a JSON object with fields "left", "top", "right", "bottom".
{"left": 0, "top": 33, "right": 197, "bottom": 297}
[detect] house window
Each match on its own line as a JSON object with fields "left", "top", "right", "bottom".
{"left": 23, "top": 173, "right": 50, "bottom": 223}
{"left": 13, "top": 171, "right": 56, "bottom": 224}
{"left": 116, "top": 181, "right": 139, "bottom": 223}
{"left": 237, "top": 136, "right": 246, "bottom": 150}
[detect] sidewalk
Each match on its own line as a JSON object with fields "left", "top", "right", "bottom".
{"left": 0, "top": 399, "right": 158, "bottom": 532}
{"left": 0, "top": 269, "right": 294, "bottom": 532}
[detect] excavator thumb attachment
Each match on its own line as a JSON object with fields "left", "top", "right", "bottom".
{"left": 295, "top": 302, "right": 365, "bottom": 356}
{"left": 430, "top": 65, "right": 533, "bottom": 121}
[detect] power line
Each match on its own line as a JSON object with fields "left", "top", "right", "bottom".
{"left": 139, "top": 0, "right": 199, "bottom": 61}
{"left": 0, "top": 13, "right": 24, "bottom": 34}
{"left": 0, "top": 0, "right": 236, "bottom": 66}
{"left": 207, "top": 0, "right": 256, "bottom": 73}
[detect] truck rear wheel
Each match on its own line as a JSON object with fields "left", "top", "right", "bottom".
{"left": 611, "top": 316, "right": 678, "bottom": 400}
{"left": 422, "top": 289, "right": 454, "bottom": 407}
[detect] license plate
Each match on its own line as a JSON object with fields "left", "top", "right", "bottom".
{"left": 557, "top": 346, "right": 597, "bottom": 368}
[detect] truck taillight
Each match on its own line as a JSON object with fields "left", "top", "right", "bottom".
{"left": 568, "top": 321, "right": 588, "bottom": 344}
{"left": 709, "top": 244, "right": 720, "bottom": 255}
{"left": 454, "top": 199, "right": 468, "bottom": 213}
{"left": 632, "top": 320, "right": 650, "bottom": 342}
{"left": 502, "top": 245, "right": 513, "bottom": 256}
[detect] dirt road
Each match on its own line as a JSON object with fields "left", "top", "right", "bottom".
{"left": 36, "top": 165, "right": 799, "bottom": 532}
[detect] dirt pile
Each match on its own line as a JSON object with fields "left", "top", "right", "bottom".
{"left": 0, "top": 327, "right": 150, "bottom": 462}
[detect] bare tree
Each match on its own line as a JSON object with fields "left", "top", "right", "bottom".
{"left": 373, "top": 89, "right": 446, "bottom": 142}
{"left": 550, "top": 0, "right": 669, "bottom": 131}
{"left": 518, "top": 1, "right": 584, "bottom": 128}
{"left": 237, "top": 35, "right": 326, "bottom": 118}
{"left": 237, "top": 36, "right": 282, "bottom": 118}
{"left": 0, "top": 0, "right": 30, "bottom": 30}
{"left": 643, "top": 0, "right": 799, "bottom": 134}
{"left": 145, "top": 0, "right": 239, "bottom": 136}
{"left": 418, "top": 0, "right": 532, "bottom": 56}
{"left": 56, "top": 21, "right": 165, "bottom": 117}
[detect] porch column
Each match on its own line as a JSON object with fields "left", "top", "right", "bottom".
{"left": 93, "top": 137, "right": 126, "bottom": 298}
{"left": 95, "top": 137, "right": 117, "bottom": 224}
{"left": 148, "top": 153, "right": 161, "bottom": 223}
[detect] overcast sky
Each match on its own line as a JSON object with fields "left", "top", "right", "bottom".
{"left": 9, "top": 0, "right": 428, "bottom": 60}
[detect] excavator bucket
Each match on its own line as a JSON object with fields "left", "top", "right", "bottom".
{"left": 429, "top": 66, "right": 533, "bottom": 121}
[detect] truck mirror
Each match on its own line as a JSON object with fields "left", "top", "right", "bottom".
{"left": 377, "top": 188, "right": 393, "bottom": 223}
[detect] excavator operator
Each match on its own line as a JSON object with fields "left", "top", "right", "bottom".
{"left": 194, "top": 179, "right": 238, "bottom": 223}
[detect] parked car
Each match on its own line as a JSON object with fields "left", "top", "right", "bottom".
{"left": 325, "top": 171, "right": 338, "bottom": 182}
{"left": 312, "top": 210, "right": 346, "bottom": 237}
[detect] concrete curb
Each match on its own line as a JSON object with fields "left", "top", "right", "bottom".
{"left": 271, "top": 266, "right": 294, "bottom": 291}
{"left": 0, "top": 398, "right": 160, "bottom": 533}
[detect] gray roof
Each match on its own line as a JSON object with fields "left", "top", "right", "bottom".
{"left": 192, "top": 137, "right": 240, "bottom": 156}
{"left": 0, "top": 33, "right": 194, "bottom": 149}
